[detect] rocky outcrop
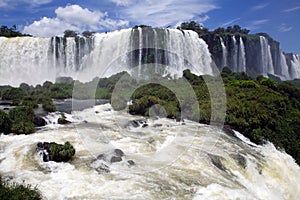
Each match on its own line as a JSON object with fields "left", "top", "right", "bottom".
{"left": 33, "top": 115, "right": 47, "bottom": 127}
{"left": 37, "top": 141, "right": 75, "bottom": 162}
{"left": 202, "top": 33, "right": 299, "bottom": 80}
{"left": 91, "top": 149, "right": 135, "bottom": 173}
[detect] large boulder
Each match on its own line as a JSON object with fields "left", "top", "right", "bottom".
{"left": 33, "top": 115, "right": 47, "bottom": 127}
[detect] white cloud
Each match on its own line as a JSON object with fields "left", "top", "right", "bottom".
{"left": 23, "top": 17, "right": 79, "bottom": 37}
{"left": 279, "top": 23, "right": 293, "bottom": 32}
{"left": 23, "top": 0, "right": 52, "bottom": 5}
{"left": 221, "top": 18, "right": 241, "bottom": 27}
{"left": 251, "top": 2, "right": 270, "bottom": 11}
{"left": 246, "top": 19, "right": 269, "bottom": 30}
{"left": 109, "top": 0, "right": 136, "bottom": 6}
{"left": 23, "top": 4, "right": 129, "bottom": 37}
{"left": 251, "top": 19, "right": 269, "bottom": 26}
{"left": 0, "top": 1, "right": 8, "bottom": 7}
{"left": 113, "top": 0, "right": 218, "bottom": 27}
{"left": 55, "top": 5, "right": 105, "bottom": 26}
{"left": 0, "top": 0, "right": 52, "bottom": 8}
{"left": 283, "top": 6, "right": 300, "bottom": 12}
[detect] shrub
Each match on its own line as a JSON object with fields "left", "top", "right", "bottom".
{"left": 0, "top": 176, "right": 42, "bottom": 200}
{"left": 49, "top": 142, "right": 76, "bottom": 162}
{"left": 40, "top": 98, "right": 56, "bottom": 112}
{"left": 259, "top": 78, "right": 278, "bottom": 90}
{"left": 0, "top": 110, "right": 11, "bottom": 134}
{"left": 1, "top": 88, "right": 26, "bottom": 101}
{"left": 21, "top": 96, "right": 38, "bottom": 109}
{"left": 9, "top": 106, "right": 34, "bottom": 135}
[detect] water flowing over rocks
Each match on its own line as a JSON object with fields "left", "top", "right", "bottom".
{"left": 91, "top": 149, "right": 135, "bottom": 174}
{"left": 0, "top": 104, "right": 298, "bottom": 199}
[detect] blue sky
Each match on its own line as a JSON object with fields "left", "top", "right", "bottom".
{"left": 0, "top": 0, "right": 299, "bottom": 53}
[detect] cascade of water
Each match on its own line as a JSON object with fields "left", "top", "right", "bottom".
{"left": 238, "top": 37, "right": 246, "bottom": 72}
{"left": 290, "top": 54, "right": 300, "bottom": 79}
{"left": 0, "top": 28, "right": 214, "bottom": 85}
{"left": 220, "top": 37, "right": 227, "bottom": 68}
{"left": 259, "top": 36, "right": 274, "bottom": 75}
{"left": 77, "top": 29, "right": 132, "bottom": 81}
{"left": 138, "top": 27, "right": 143, "bottom": 76}
{"left": 231, "top": 36, "right": 238, "bottom": 72}
{"left": 153, "top": 29, "right": 158, "bottom": 73}
{"left": 65, "top": 38, "right": 77, "bottom": 72}
{"left": 279, "top": 52, "right": 290, "bottom": 80}
{"left": 0, "top": 37, "right": 54, "bottom": 86}
{"left": 0, "top": 104, "right": 299, "bottom": 199}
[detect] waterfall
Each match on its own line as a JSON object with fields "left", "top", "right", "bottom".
{"left": 220, "top": 37, "right": 227, "bottom": 68}
{"left": 138, "top": 27, "right": 143, "bottom": 76}
{"left": 259, "top": 36, "right": 274, "bottom": 75}
{"left": 279, "top": 52, "right": 290, "bottom": 80}
{"left": 231, "top": 36, "right": 238, "bottom": 71}
{"left": 153, "top": 29, "right": 158, "bottom": 73}
{"left": 0, "top": 28, "right": 213, "bottom": 86}
{"left": 238, "top": 37, "right": 246, "bottom": 72}
{"left": 0, "top": 37, "right": 54, "bottom": 86}
{"left": 290, "top": 54, "right": 300, "bottom": 79}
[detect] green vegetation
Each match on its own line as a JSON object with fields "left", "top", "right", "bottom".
{"left": 49, "top": 142, "right": 76, "bottom": 162}
{"left": 0, "top": 176, "right": 42, "bottom": 200}
{"left": 0, "top": 110, "right": 11, "bottom": 134}
{"left": 0, "top": 25, "right": 31, "bottom": 37}
{"left": 178, "top": 21, "right": 250, "bottom": 38}
{"left": 128, "top": 69, "right": 300, "bottom": 165}
{"left": 1, "top": 69, "right": 299, "bottom": 165}
{"left": 9, "top": 106, "right": 35, "bottom": 135}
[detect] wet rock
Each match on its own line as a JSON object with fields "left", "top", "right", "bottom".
{"left": 95, "top": 149, "right": 125, "bottom": 164}
{"left": 127, "top": 160, "right": 135, "bottom": 166}
{"left": 209, "top": 154, "right": 226, "bottom": 171}
{"left": 153, "top": 124, "right": 162, "bottom": 128}
{"left": 33, "top": 115, "right": 47, "bottom": 127}
{"left": 110, "top": 156, "right": 122, "bottom": 163}
{"left": 222, "top": 125, "right": 237, "bottom": 138}
{"left": 93, "top": 149, "right": 136, "bottom": 172}
{"left": 37, "top": 142, "right": 51, "bottom": 162}
{"left": 95, "top": 163, "right": 110, "bottom": 174}
{"left": 232, "top": 154, "right": 247, "bottom": 169}
{"left": 58, "top": 117, "right": 71, "bottom": 125}
{"left": 114, "top": 149, "right": 125, "bottom": 157}
{"left": 97, "top": 154, "right": 105, "bottom": 160}
{"left": 127, "top": 119, "right": 147, "bottom": 128}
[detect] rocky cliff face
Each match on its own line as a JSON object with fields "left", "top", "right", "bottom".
{"left": 202, "top": 33, "right": 300, "bottom": 80}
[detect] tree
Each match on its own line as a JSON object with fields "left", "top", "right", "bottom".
{"left": 232, "top": 25, "right": 242, "bottom": 33}
{"left": 213, "top": 27, "right": 225, "bottom": 34}
{"left": 19, "top": 83, "right": 31, "bottom": 91}
{"left": 82, "top": 31, "right": 95, "bottom": 38}
{"left": 64, "top": 30, "right": 77, "bottom": 37}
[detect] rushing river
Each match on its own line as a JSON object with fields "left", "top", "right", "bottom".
{"left": 0, "top": 103, "right": 299, "bottom": 199}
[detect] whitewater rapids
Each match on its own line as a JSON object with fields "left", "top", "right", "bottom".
{"left": 0, "top": 104, "right": 299, "bottom": 199}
